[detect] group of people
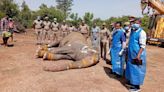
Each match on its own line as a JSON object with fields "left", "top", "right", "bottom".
{"left": 34, "top": 16, "right": 146, "bottom": 92}
{"left": 90, "top": 18, "right": 146, "bottom": 92}
{"left": 33, "top": 16, "right": 82, "bottom": 45}
{"left": 110, "top": 19, "right": 146, "bottom": 92}
{"left": 0, "top": 15, "right": 15, "bottom": 46}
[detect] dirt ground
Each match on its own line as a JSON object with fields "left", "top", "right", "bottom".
{"left": 0, "top": 30, "right": 164, "bottom": 92}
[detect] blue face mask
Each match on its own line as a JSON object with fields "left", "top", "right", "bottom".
{"left": 124, "top": 26, "right": 130, "bottom": 31}
{"left": 132, "top": 24, "right": 140, "bottom": 30}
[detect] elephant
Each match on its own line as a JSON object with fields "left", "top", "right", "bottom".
{"left": 36, "top": 32, "right": 100, "bottom": 72}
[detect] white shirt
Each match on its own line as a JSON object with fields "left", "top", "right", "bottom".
{"left": 139, "top": 30, "right": 147, "bottom": 49}
{"left": 51, "top": 22, "right": 59, "bottom": 31}
{"left": 33, "top": 20, "right": 42, "bottom": 29}
{"left": 134, "top": 29, "right": 147, "bottom": 49}
{"left": 43, "top": 21, "right": 51, "bottom": 30}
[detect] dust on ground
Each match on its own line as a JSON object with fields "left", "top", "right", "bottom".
{"left": 0, "top": 30, "right": 164, "bottom": 92}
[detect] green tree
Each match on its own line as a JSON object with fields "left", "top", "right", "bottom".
{"left": 83, "top": 12, "right": 94, "bottom": 27}
{"left": 69, "top": 13, "right": 81, "bottom": 26}
{"left": 141, "top": 15, "right": 149, "bottom": 32}
{"left": 34, "top": 5, "right": 65, "bottom": 22}
{"left": 0, "top": 0, "right": 19, "bottom": 17}
{"left": 56, "top": 0, "right": 73, "bottom": 19}
{"left": 18, "top": 1, "right": 32, "bottom": 27}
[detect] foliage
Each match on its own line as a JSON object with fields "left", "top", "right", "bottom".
{"left": 83, "top": 12, "right": 94, "bottom": 27}
{"left": 69, "top": 13, "right": 81, "bottom": 26}
{"left": 141, "top": 15, "right": 149, "bottom": 32}
{"left": 18, "top": 1, "right": 32, "bottom": 28}
{"left": 0, "top": 0, "right": 150, "bottom": 33}
{"left": 56, "top": 0, "right": 73, "bottom": 19}
{"left": 0, "top": 0, "right": 19, "bottom": 18}
{"left": 34, "top": 5, "right": 65, "bottom": 22}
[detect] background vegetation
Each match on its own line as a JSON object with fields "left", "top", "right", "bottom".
{"left": 0, "top": 0, "right": 149, "bottom": 32}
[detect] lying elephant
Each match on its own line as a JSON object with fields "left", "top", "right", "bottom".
{"left": 36, "top": 32, "right": 100, "bottom": 72}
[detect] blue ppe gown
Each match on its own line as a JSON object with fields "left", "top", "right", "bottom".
{"left": 110, "top": 29, "right": 126, "bottom": 76}
{"left": 125, "top": 28, "right": 146, "bottom": 85}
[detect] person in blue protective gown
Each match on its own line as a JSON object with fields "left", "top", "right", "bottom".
{"left": 110, "top": 22, "right": 126, "bottom": 78}
{"left": 125, "top": 19, "right": 147, "bottom": 92}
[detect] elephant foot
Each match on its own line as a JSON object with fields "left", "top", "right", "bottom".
{"left": 43, "top": 52, "right": 54, "bottom": 60}
{"left": 36, "top": 50, "right": 47, "bottom": 58}
{"left": 43, "top": 61, "right": 72, "bottom": 72}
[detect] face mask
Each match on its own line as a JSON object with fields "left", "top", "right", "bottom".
{"left": 132, "top": 24, "right": 140, "bottom": 30}
{"left": 124, "top": 26, "right": 129, "bottom": 31}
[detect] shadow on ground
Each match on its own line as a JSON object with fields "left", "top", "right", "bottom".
{"left": 103, "top": 66, "right": 129, "bottom": 90}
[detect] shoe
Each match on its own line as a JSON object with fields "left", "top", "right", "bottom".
{"left": 125, "top": 81, "right": 133, "bottom": 87}
{"left": 129, "top": 88, "right": 141, "bottom": 92}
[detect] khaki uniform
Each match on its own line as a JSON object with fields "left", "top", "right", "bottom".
{"left": 33, "top": 20, "right": 43, "bottom": 44}
{"left": 51, "top": 22, "right": 59, "bottom": 41}
{"left": 100, "top": 28, "right": 110, "bottom": 59}
{"left": 61, "top": 24, "right": 68, "bottom": 37}
{"left": 68, "top": 26, "right": 76, "bottom": 32}
{"left": 42, "top": 21, "right": 51, "bottom": 43}
{"left": 79, "top": 24, "right": 89, "bottom": 39}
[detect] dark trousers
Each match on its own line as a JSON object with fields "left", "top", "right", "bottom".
{"left": 3, "top": 37, "right": 9, "bottom": 46}
{"left": 100, "top": 41, "right": 107, "bottom": 60}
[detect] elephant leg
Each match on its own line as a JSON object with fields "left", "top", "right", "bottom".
{"left": 43, "top": 60, "right": 73, "bottom": 72}
{"left": 49, "top": 46, "right": 74, "bottom": 54}
{"left": 43, "top": 54, "right": 99, "bottom": 72}
{"left": 43, "top": 52, "right": 72, "bottom": 60}
{"left": 48, "top": 41, "right": 60, "bottom": 48}
{"left": 69, "top": 54, "right": 99, "bottom": 69}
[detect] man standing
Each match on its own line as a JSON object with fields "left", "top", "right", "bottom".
{"left": 51, "top": 18, "right": 59, "bottom": 42}
{"left": 125, "top": 19, "right": 147, "bottom": 92}
{"left": 1, "top": 15, "right": 10, "bottom": 46}
{"left": 60, "top": 21, "right": 68, "bottom": 38}
{"left": 33, "top": 16, "right": 43, "bottom": 45}
{"left": 100, "top": 23, "right": 110, "bottom": 61}
{"left": 68, "top": 24, "right": 76, "bottom": 32}
{"left": 42, "top": 16, "right": 51, "bottom": 44}
{"left": 79, "top": 21, "right": 89, "bottom": 40}
{"left": 91, "top": 23, "right": 100, "bottom": 52}
{"left": 110, "top": 22, "right": 126, "bottom": 77}
{"left": 8, "top": 18, "right": 15, "bottom": 42}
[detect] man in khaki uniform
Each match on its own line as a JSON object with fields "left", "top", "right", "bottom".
{"left": 51, "top": 18, "right": 59, "bottom": 42}
{"left": 68, "top": 24, "right": 76, "bottom": 32}
{"left": 60, "top": 21, "right": 68, "bottom": 38}
{"left": 42, "top": 17, "right": 51, "bottom": 44}
{"left": 33, "top": 16, "right": 43, "bottom": 45}
{"left": 79, "top": 21, "right": 89, "bottom": 40}
{"left": 100, "top": 23, "right": 110, "bottom": 60}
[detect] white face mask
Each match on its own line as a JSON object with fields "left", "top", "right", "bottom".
{"left": 124, "top": 26, "right": 130, "bottom": 31}
{"left": 132, "top": 24, "right": 140, "bottom": 30}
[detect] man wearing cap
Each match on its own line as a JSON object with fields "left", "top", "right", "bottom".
{"left": 68, "top": 24, "right": 76, "bottom": 32}
{"left": 51, "top": 18, "right": 59, "bottom": 42}
{"left": 60, "top": 21, "right": 68, "bottom": 38}
{"left": 100, "top": 23, "right": 110, "bottom": 61}
{"left": 42, "top": 16, "right": 51, "bottom": 44}
{"left": 79, "top": 21, "right": 89, "bottom": 40}
{"left": 33, "top": 16, "right": 43, "bottom": 45}
{"left": 125, "top": 19, "right": 147, "bottom": 92}
{"left": 124, "top": 22, "right": 131, "bottom": 47}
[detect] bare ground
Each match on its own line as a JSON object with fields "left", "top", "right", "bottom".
{"left": 0, "top": 30, "right": 164, "bottom": 92}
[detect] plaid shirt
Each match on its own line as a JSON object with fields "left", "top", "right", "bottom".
{"left": 0, "top": 17, "right": 8, "bottom": 31}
